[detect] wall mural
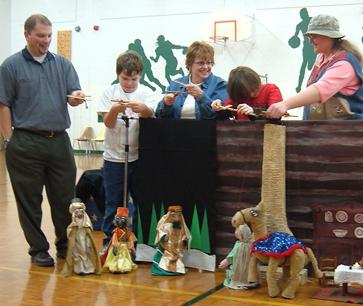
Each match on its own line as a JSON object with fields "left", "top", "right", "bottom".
{"left": 288, "top": 8, "right": 316, "bottom": 93}
{"left": 106, "top": 36, "right": 186, "bottom": 123}
{"left": 127, "top": 35, "right": 187, "bottom": 92}
{"left": 128, "top": 38, "right": 166, "bottom": 92}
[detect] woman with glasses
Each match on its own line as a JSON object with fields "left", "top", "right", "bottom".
{"left": 155, "top": 41, "right": 228, "bottom": 119}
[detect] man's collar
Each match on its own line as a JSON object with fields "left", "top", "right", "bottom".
{"left": 22, "top": 47, "right": 55, "bottom": 62}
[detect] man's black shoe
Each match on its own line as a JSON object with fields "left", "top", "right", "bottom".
{"left": 31, "top": 252, "right": 55, "bottom": 267}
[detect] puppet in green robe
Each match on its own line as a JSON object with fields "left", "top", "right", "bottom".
{"left": 218, "top": 224, "right": 259, "bottom": 289}
{"left": 151, "top": 205, "right": 191, "bottom": 276}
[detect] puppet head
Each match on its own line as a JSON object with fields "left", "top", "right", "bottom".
{"left": 113, "top": 207, "right": 128, "bottom": 229}
{"left": 235, "top": 224, "right": 252, "bottom": 243}
{"left": 69, "top": 200, "right": 86, "bottom": 220}
{"left": 167, "top": 205, "right": 183, "bottom": 224}
{"left": 68, "top": 198, "right": 93, "bottom": 229}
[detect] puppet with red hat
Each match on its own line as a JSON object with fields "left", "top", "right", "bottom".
{"left": 101, "top": 207, "right": 137, "bottom": 273}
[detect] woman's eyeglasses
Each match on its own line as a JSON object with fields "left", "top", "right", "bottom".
{"left": 193, "top": 61, "right": 214, "bottom": 67}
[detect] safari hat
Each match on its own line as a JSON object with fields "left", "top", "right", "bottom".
{"left": 304, "top": 14, "right": 345, "bottom": 39}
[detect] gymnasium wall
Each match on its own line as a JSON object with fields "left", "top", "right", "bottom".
{"left": 0, "top": 0, "right": 362, "bottom": 142}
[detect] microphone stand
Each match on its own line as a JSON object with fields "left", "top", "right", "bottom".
{"left": 121, "top": 115, "right": 130, "bottom": 209}
{"left": 120, "top": 114, "right": 138, "bottom": 227}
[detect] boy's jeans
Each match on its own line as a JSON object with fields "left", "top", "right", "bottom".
{"left": 101, "top": 159, "right": 137, "bottom": 247}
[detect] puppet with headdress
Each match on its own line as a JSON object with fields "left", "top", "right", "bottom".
{"left": 218, "top": 224, "right": 260, "bottom": 289}
{"left": 101, "top": 207, "right": 137, "bottom": 273}
{"left": 151, "top": 205, "right": 191, "bottom": 276}
{"left": 62, "top": 198, "right": 101, "bottom": 277}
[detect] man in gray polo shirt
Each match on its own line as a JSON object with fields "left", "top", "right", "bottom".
{"left": 0, "top": 14, "right": 86, "bottom": 266}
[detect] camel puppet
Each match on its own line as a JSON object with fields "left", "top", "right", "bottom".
{"left": 231, "top": 205, "right": 323, "bottom": 299}
{"left": 230, "top": 124, "right": 322, "bottom": 299}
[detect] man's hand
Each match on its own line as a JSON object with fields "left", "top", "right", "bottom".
{"left": 67, "top": 90, "right": 86, "bottom": 106}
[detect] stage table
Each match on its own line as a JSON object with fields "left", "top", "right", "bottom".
{"left": 334, "top": 264, "right": 363, "bottom": 295}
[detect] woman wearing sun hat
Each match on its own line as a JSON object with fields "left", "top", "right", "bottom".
{"left": 266, "top": 14, "right": 363, "bottom": 120}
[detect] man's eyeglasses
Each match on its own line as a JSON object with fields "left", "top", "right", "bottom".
{"left": 193, "top": 61, "right": 214, "bottom": 67}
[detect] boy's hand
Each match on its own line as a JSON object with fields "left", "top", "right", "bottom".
{"left": 236, "top": 103, "right": 254, "bottom": 115}
{"left": 127, "top": 101, "right": 147, "bottom": 113}
{"left": 127, "top": 101, "right": 153, "bottom": 118}
{"left": 111, "top": 101, "right": 128, "bottom": 113}
{"left": 164, "top": 93, "right": 177, "bottom": 106}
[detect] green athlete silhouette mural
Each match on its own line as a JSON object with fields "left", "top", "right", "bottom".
{"left": 150, "top": 35, "right": 187, "bottom": 83}
{"left": 128, "top": 39, "right": 166, "bottom": 92}
{"left": 288, "top": 8, "right": 317, "bottom": 93}
{"left": 123, "top": 36, "right": 187, "bottom": 92}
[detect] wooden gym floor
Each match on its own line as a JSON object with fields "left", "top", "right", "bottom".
{"left": 0, "top": 151, "right": 349, "bottom": 305}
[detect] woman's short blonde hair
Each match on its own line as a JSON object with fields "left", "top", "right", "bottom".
{"left": 185, "top": 41, "right": 215, "bottom": 71}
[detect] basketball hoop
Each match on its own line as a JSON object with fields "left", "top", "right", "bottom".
{"left": 259, "top": 73, "right": 268, "bottom": 84}
{"left": 212, "top": 20, "right": 237, "bottom": 43}
{"left": 209, "top": 35, "right": 230, "bottom": 45}
{"left": 201, "top": 8, "right": 251, "bottom": 44}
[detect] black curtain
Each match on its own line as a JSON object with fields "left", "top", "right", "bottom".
{"left": 135, "top": 118, "right": 217, "bottom": 253}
